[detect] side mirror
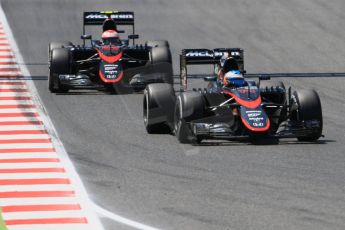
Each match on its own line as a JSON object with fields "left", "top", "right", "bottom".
{"left": 204, "top": 76, "right": 217, "bottom": 81}
{"left": 128, "top": 34, "right": 139, "bottom": 40}
{"left": 81, "top": 34, "right": 92, "bottom": 40}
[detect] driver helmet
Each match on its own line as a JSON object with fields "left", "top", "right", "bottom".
{"left": 223, "top": 70, "right": 246, "bottom": 87}
{"left": 220, "top": 53, "right": 239, "bottom": 73}
{"left": 102, "top": 30, "right": 120, "bottom": 45}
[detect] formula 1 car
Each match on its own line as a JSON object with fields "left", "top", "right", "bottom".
{"left": 48, "top": 11, "right": 173, "bottom": 93}
{"left": 143, "top": 48, "right": 323, "bottom": 143}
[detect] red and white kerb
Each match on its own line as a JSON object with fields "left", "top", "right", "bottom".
{"left": 0, "top": 22, "right": 101, "bottom": 230}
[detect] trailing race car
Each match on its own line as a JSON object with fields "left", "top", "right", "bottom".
{"left": 143, "top": 48, "right": 323, "bottom": 143}
{"left": 48, "top": 11, "right": 173, "bottom": 93}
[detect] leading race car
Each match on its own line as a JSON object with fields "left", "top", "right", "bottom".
{"left": 48, "top": 11, "right": 173, "bottom": 93}
{"left": 143, "top": 48, "right": 323, "bottom": 144}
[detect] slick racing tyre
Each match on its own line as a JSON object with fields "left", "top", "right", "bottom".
{"left": 143, "top": 83, "right": 175, "bottom": 133}
{"left": 48, "top": 41, "right": 72, "bottom": 57}
{"left": 293, "top": 89, "right": 323, "bottom": 141}
{"left": 49, "top": 48, "right": 71, "bottom": 93}
{"left": 174, "top": 92, "right": 205, "bottom": 144}
{"left": 150, "top": 46, "right": 173, "bottom": 84}
{"left": 145, "top": 40, "right": 170, "bottom": 48}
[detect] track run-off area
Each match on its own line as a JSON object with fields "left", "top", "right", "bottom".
{"left": 1, "top": 0, "right": 345, "bottom": 230}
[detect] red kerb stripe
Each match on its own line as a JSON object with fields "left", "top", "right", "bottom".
{"left": 0, "top": 55, "right": 13, "bottom": 58}
{"left": 0, "top": 130, "right": 47, "bottom": 135}
{"left": 0, "top": 96, "right": 30, "bottom": 100}
{"left": 0, "top": 105, "right": 35, "bottom": 109}
{"left": 0, "top": 112, "right": 39, "bottom": 117}
{"left": 0, "top": 158, "right": 60, "bottom": 163}
{"left": 0, "top": 148, "right": 55, "bottom": 153}
{"left": 0, "top": 88, "right": 27, "bottom": 92}
{"left": 5, "top": 217, "right": 87, "bottom": 225}
{"left": 0, "top": 139, "right": 50, "bottom": 144}
{"left": 0, "top": 82, "right": 24, "bottom": 85}
{"left": 0, "top": 168, "right": 65, "bottom": 173}
{"left": 0, "top": 121, "right": 42, "bottom": 125}
{"left": 0, "top": 68, "right": 20, "bottom": 72}
{"left": 0, "top": 178, "right": 70, "bottom": 185}
{"left": 2, "top": 204, "right": 81, "bottom": 212}
{"left": 0, "top": 191, "right": 75, "bottom": 198}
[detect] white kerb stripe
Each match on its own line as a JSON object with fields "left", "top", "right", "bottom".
{"left": 0, "top": 64, "right": 18, "bottom": 68}
{"left": 0, "top": 126, "right": 45, "bottom": 131}
{"left": 0, "top": 173, "right": 69, "bottom": 179}
{"left": 0, "top": 197, "right": 78, "bottom": 206}
{"left": 3, "top": 210, "right": 86, "bottom": 220}
{"left": 0, "top": 71, "right": 20, "bottom": 75}
{"left": 0, "top": 153, "right": 56, "bottom": 160}
{"left": 0, "top": 58, "right": 16, "bottom": 62}
{"left": 0, "top": 108, "right": 36, "bottom": 113}
{"left": 0, "top": 85, "right": 27, "bottom": 89}
{"left": 0, "top": 51, "right": 13, "bottom": 56}
{"left": 0, "top": 134, "right": 49, "bottom": 140}
{"left": 0, "top": 103, "right": 34, "bottom": 107}
{"left": 0, "top": 184, "right": 73, "bottom": 192}
{"left": 0, "top": 224, "right": 90, "bottom": 230}
{"left": 4, "top": 224, "right": 91, "bottom": 230}
{"left": 0, "top": 163, "right": 63, "bottom": 169}
{"left": 0, "top": 93, "right": 31, "bottom": 97}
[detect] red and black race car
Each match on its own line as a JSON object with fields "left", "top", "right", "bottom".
{"left": 48, "top": 11, "right": 173, "bottom": 93}
{"left": 143, "top": 48, "right": 323, "bottom": 144}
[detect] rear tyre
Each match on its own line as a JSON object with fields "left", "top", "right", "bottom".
{"left": 174, "top": 92, "right": 205, "bottom": 144}
{"left": 150, "top": 46, "right": 173, "bottom": 84}
{"left": 143, "top": 83, "right": 175, "bottom": 133}
{"left": 145, "top": 40, "right": 169, "bottom": 48}
{"left": 293, "top": 89, "right": 323, "bottom": 141}
{"left": 49, "top": 48, "right": 71, "bottom": 93}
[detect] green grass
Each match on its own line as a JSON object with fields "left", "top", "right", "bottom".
{"left": 0, "top": 209, "right": 7, "bottom": 230}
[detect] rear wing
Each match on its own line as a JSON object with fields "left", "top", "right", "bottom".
{"left": 83, "top": 11, "right": 135, "bottom": 38}
{"left": 180, "top": 48, "right": 244, "bottom": 90}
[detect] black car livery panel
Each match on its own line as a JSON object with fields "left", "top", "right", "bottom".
{"left": 48, "top": 11, "right": 173, "bottom": 93}
{"left": 143, "top": 48, "right": 323, "bottom": 144}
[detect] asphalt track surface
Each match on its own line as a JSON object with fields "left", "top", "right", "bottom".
{"left": 2, "top": 0, "right": 345, "bottom": 229}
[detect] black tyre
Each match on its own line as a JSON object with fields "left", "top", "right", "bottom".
{"left": 48, "top": 41, "right": 72, "bottom": 57}
{"left": 293, "top": 89, "right": 323, "bottom": 141}
{"left": 150, "top": 46, "right": 173, "bottom": 84}
{"left": 143, "top": 83, "right": 175, "bottom": 133}
{"left": 49, "top": 48, "right": 71, "bottom": 93}
{"left": 145, "top": 40, "right": 169, "bottom": 48}
{"left": 174, "top": 92, "right": 205, "bottom": 144}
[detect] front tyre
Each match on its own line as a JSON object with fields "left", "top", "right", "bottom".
{"left": 293, "top": 89, "right": 323, "bottom": 141}
{"left": 49, "top": 48, "right": 71, "bottom": 93}
{"left": 174, "top": 92, "right": 205, "bottom": 144}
